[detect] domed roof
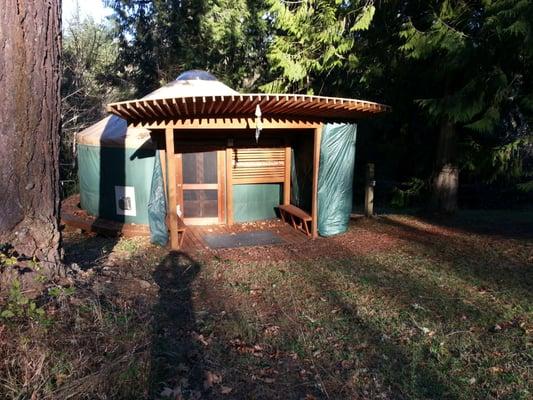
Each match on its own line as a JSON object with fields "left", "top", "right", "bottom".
{"left": 77, "top": 70, "right": 237, "bottom": 148}
{"left": 143, "top": 70, "right": 238, "bottom": 100}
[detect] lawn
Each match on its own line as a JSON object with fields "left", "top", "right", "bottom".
{"left": 1, "top": 211, "right": 531, "bottom": 399}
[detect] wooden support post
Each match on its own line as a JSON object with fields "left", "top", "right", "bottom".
{"left": 364, "top": 163, "right": 375, "bottom": 217}
{"left": 176, "top": 153, "right": 183, "bottom": 217}
{"left": 311, "top": 126, "right": 322, "bottom": 239}
{"left": 283, "top": 142, "right": 291, "bottom": 205}
{"left": 217, "top": 150, "right": 226, "bottom": 223}
{"left": 225, "top": 146, "right": 234, "bottom": 225}
{"left": 165, "top": 126, "right": 179, "bottom": 249}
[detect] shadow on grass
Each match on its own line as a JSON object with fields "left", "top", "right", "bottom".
{"left": 62, "top": 233, "right": 119, "bottom": 270}
{"left": 282, "top": 259, "right": 459, "bottom": 399}
{"left": 149, "top": 251, "right": 204, "bottom": 398}
{"left": 413, "top": 209, "right": 533, "bottom": 239}
{"left": 377, "top": 216, "right": 532, "bottom": 301}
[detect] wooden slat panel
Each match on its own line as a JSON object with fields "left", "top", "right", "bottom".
{"left": 232, "top": 176, "right": 284, "bottom": 184}
{"left": 108, "top": 93, "right": 391, "bottom": 124}
{"left": 230, "top": 147, "right": 287, "bottom": 185}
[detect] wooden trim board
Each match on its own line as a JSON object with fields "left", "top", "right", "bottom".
{"left": 311, "top": 125, "right": 323, "bottom": 239}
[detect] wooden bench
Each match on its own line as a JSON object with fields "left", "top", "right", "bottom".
{"left": 166, "top": 215, "right": 187, "bottom": 248}
{"left": 278, "top": 204, "right": 312, "bottom": 237}
{"left": 176, "top": 216, "right": 187, "bottom": 248}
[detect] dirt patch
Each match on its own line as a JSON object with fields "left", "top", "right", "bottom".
{"left": 200, "top": 219, "right": 401, "bottom": 265}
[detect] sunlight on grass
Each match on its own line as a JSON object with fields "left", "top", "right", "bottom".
{"left": 1, "top": 211, "right": 531, "bottom": 399}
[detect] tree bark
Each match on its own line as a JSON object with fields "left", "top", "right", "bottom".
{"left": 0, "top": 0, "right": 62, "bottom": 265}
{"left": 431, "top": 120, "right": 459, "bottom": 213}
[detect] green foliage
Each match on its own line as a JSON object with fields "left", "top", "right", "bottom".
{"left": 391, "top": 178, "right": 426, "bottom": 209}
{"left": 262, "top": 0, "right": 374, "bottom": 93}
{"left": 105, "top": 0, "right": 270, "bottom": 93}
{"left": 351, "top": 4, "right": 375, "bottom": 32}
{"left": 48, "top": 286, "right": 76, "bottom": 299}
{"left": 61, "top": 12, "right": 124, "bottom": 198}
{"left": 90, "top": 0, "right": 532, "bottom": 205}
{"left": 0, "top": 279, "right": 46, "bottom": 321}
{"left": 0, "top": 244, "right": 17, "bottom": 267}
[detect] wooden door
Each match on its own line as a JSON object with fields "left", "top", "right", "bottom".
{"left": 178, "top": 150, "right": 225, "bottom": 225}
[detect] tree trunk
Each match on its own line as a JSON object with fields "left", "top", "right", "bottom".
{"left": 0, "top": 0, "right": 62, "bottom": 265}
{"left": 431, "top": 120, "right": 459, "bottom": 213}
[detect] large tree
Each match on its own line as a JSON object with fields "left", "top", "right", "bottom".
{"left": 0, "top": 0, "right": 62, "bottom": 265}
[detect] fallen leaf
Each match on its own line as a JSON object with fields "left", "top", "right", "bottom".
{"left": 489, "top": 366, "right": 503, "bottom": 374}
{"left": 192, "top": 331, "right": 210, "bottom": 346}
{"left": 204, "top": 371, "right": 222, "bottom": 389}
{"left": 220, "top": 386, "right": 233, "bottom": 394}
{"left": 341, "top": 360, "right": 353, "bottom": 369}
{"left": 160, "top": 386, "right": 182, "bottom": 398}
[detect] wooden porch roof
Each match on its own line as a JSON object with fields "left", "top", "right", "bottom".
{"left": 107, "top": 93, "right": 391, "bottom": 124}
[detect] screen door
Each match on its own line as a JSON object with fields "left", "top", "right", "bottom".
{"left": 180, "top": 151, "right": 220, "bottom": 224}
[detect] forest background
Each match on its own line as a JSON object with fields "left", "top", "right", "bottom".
{"left": 61, "top": 0, "right": 533, "bottom": 212}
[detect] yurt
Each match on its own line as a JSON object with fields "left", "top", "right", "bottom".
{"left": 76, "top": 71, "right": 238, "bottom": 226}
{"left": 74, "top": 70, "right": 390, "bottom": 249}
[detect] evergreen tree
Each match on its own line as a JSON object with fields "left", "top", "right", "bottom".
{"left": 263, "top": 0, "right": 376, "bottom": 94}
{"left": 105, "top": 0, "right": 271, "bottom": 94}
{"left": 398, "top": 0, "right": 533, "bottom": 212}
{"left": 61, "top": 14, "right": 124, "bottom": 197}
{"left": 266, "top": 0, "right": 532, "bottom": 211}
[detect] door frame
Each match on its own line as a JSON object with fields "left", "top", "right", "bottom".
{"left": 176, "top": 149, "right": 226, "bottom": 225}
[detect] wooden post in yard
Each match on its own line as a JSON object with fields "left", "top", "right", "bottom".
{"left": 311, "top": 126, "right": 322, "bottom": 238}
{"left": 165, "top": 126, "right": 179, "bottom": 249}
{"left": 364, "top": 163, "right": 375, "bottom": 217}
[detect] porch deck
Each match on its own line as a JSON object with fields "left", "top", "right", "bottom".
{"left": 61, "top": 195, "right": 309, "bottom": 251}
{"left": 181, "top": 219, "right": 309, "bottom": 252}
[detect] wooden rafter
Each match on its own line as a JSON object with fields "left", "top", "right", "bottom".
{"left": 107, "top": 93, "right": 390, "bottom": 124}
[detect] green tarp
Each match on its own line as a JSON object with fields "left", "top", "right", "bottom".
{"left": 317, "top": 123, "right": 357, "bottom": 236}
{"left": 147, "top": 151, "right": 168, "bottom": 245}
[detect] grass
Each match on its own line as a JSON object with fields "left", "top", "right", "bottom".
{"left": 0, "top": 210, "right": 531, "bottom": 399}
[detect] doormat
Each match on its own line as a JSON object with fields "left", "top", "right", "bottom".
{"left": 202, "top": 231, "right": 285, "bottom": 249}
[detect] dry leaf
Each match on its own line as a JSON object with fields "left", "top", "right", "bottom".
{"left": 220, "top": 386, "right": 233, "bottom": 394}
{"left": 341, "top": 360, "right": 353, "bottom": 369}
{"left": 160, "top": 386, "right": 182, "bottom": 398}
{"left": 204, "top": 371, "right": 222, "bottom": 389}
{"left": 489, "top": 366, "right": 503, "bottom": 374}
{"left": 192, "top": 331, "right": 210, "bottom": 346}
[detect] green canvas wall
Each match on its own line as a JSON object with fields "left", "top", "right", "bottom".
{"left": 232, "top": 184, "right": 282, "bottom": 222}
{"left": 77, "top": 144, "right": 156, "bottom": 224}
